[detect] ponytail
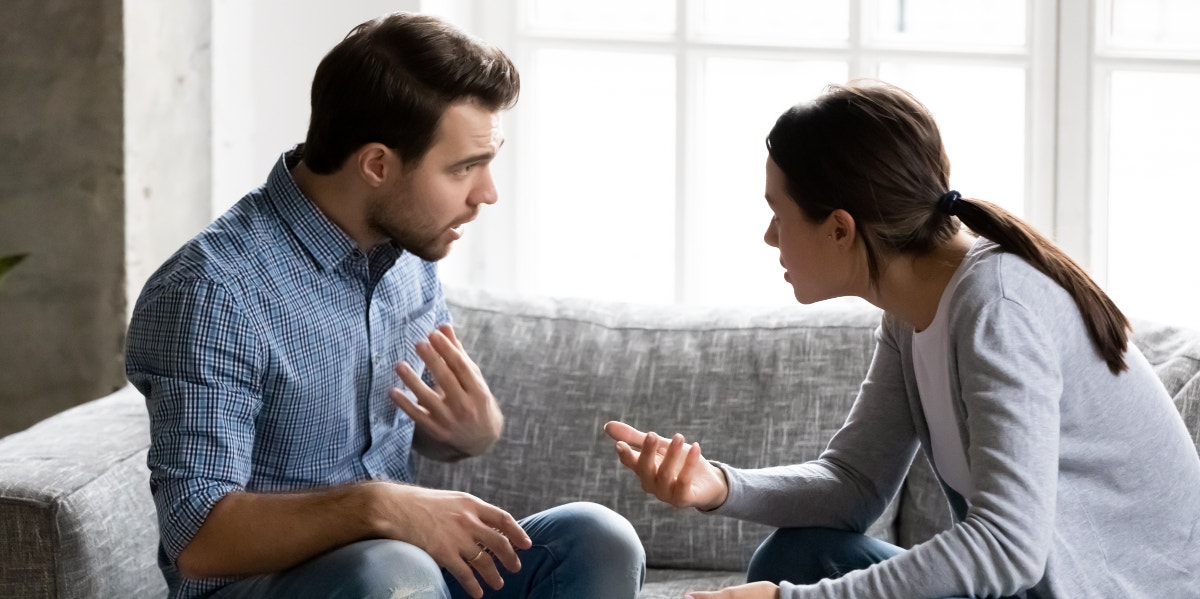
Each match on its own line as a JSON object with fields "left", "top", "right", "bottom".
{"left": 953, "top": 197, "right": 1130, "bottom": 374}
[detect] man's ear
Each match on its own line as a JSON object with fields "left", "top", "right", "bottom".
{"left": 354, "top": 143, "right": 394, "bottom": 188}
{"left": 828, "top": 209, "right": 857, "bottom": 247}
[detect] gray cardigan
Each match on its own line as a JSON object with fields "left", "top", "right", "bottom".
{"left": 714, "top": 240, "right": 1200, "bottom": 598}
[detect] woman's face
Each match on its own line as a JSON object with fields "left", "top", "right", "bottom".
{"left": 763, "top": 157, "right": 852, "bottom": 304}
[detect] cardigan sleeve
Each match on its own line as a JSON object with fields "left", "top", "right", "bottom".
{"left": 712, "top": 317, "right": 920, "bottom": 535}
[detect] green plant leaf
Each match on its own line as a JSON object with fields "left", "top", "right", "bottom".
{"left": 0, "top": 253, "right": 29, "bottom": 288}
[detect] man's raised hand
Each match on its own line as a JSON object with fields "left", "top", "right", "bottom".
{"left": 391, "top": 324, "right": 503, "bottom": 459}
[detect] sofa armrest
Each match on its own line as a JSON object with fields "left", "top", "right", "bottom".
{"left": 0, "top": 386, "right": 165, "bottom": 599}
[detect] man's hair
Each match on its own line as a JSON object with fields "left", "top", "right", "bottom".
{"left": 303, "top": 12, "right": 520, "bottom": 174}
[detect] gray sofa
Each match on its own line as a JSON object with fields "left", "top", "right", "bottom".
{"left": 3, "top": 288, "right": 1198, "bottom": 598}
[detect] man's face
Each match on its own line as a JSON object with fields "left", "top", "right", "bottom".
{"left": 367, "top": 101, "right": 503, "bottom": 261}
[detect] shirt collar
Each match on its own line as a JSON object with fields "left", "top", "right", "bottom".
{"left": 265, "top": 145, "right": 361, "bottom": 272}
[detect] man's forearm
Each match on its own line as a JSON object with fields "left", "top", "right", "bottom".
{"left": 175, "top": 482, "right": 386, "bottom": 579}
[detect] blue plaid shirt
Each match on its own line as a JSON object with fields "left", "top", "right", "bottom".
{"left": 125, "top": 147, "right": 451, "bottom": 599}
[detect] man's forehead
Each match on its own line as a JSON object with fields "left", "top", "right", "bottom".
{"left": 435, "top": 102, "right": 503, "bottom": 150}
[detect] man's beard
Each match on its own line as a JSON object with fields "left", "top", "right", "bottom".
{"left": 366, "top": 198, "right": 450, "bottom": 262}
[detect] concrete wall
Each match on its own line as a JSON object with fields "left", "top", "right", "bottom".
{"left": 0, "top": 0, "right": 428, "bottom": 436}
{"left": 0, "top": 0, "right": 129, "bottom": 436}
{"left": 0, "top": 0, "right": 214, "bottom": 437}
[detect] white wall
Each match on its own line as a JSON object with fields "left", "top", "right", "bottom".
{"left": 212, "top": 0, "right": 421, "bottom": 215}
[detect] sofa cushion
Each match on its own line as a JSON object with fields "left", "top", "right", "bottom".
{"left": 1132, "top": 317, "right": 1200, "bottom": 451}
{"left": 0, "top": 386, "right": 164, "bottom": 599}
{"left": 642, "top": 570, "right": 746, "bottom": 597}
{"left": 422, "top": 288, "right": 895, "bottom": 572}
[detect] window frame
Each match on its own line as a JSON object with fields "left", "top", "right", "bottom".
{"left": 435, "top": 0, "right": 1191, "bottom": 312}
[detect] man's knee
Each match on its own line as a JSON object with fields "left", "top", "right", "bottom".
{"left": 539, "top": 502, "right": 643, "bottom": 565}
{"left": 333, "top": 539, "right": 450, "bottom": 599}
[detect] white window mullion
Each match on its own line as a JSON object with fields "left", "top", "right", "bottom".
{"left": 675, "top": 0, "right": 690, "bottom": 304}
{"left": 1026, "top": 0, "right": 1058, "bottom": 237}
{"left": 1054, "top": 0, "right": 1095, "bottom": 271}
{"left": 1088, "top": 64, "right": 1112, "bottom": 287}
{"left": 851, "top": 0, "right": 870, "bottom": 78}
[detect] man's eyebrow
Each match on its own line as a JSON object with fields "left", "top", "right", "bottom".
{"left": 448, "top": 138, "right": 505, "bottom": 169}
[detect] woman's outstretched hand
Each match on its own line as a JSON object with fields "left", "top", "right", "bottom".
{"left": 685, "top": 581, "right": 781, "bottom": 599}
{"left": 603, "top": 421, "right": 729, "bottom": 511}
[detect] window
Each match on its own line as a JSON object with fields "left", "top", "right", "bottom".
{"left": 1093, "top": 0, "right": 1200, "bottom": 329}
{"left": 426, "top": 0, "right": 1199, "bottom": 327}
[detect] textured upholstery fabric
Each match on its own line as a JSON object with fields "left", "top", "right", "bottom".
{"left": 2, "top": 289, "right": 1197, "bottom": 598}
{"left": 0, "top": 386, "right": 164, "bottom": 599}
{"left": 641, "top": 570, "right": 747, "bottom": 597}
{"left": 420, "top": 289, "right": 898, "bottom": 574}
{"left": 1132, "top": 317, "right": 1200, "bottom": 450}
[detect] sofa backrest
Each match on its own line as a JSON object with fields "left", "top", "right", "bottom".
{"left": 423, "top": 288, "right": 1200, "bottom": 571}
{"left": 422, "top": 289, "right": 894, "bottom": 572}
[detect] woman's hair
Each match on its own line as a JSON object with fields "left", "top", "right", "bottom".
{"left": 766, "top": 80, "right": 1130, "bottom": 374}
{"left": 303, "top": 12, "right": 520, "bottom": 174}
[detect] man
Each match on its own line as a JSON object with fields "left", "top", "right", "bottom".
{"left": 126, "top": 12, "right": 644, "bottom": 599}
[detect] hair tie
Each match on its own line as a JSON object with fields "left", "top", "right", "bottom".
{"left": 936, "top": 190, "right": 962, "bottom": 216}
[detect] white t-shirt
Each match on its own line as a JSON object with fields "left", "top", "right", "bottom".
{"left": 912, "top": 244, "right": 978, "bottom": 500}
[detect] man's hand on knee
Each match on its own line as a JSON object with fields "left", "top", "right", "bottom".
{"left": 365, "top": 482, "right": 532, "bottom": 599}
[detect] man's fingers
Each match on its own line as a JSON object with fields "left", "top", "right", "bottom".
{"left": 428, "top": 330, "right": 483, "bottom": 394}
{"left": 476, "top": 526, "right": 522, "bottom": 575}
{"left": 394, "top": 362, "right": 450, "bottom": 421}
{"left": 414, "top": 341, "right": 466, "bottom": 398}
{"left": 439, "top": 324, "right": 484, "bottom": 378}
{"left": 466, "top": 545, "right": 505, "bottom": 591}
{"left": 440, "top": 323, "right": 466, "bottom": 351}
{"left": 479, "top": 509, "right": 531, "bottom": 552}
{"left": 444, "top": 558, "right": 484, "bottom": 599}
{"left": 390, "top": 387, "right": 431, "bottom": 421}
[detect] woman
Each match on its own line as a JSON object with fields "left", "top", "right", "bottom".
{"left": 605, "top": 80, "right": 1200, "bottom": 598}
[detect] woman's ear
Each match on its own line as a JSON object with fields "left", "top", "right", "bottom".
{"left": 355, "top": 143, "right": 393, "bottom": 188}
{"left": 828, "top": 209, "right": 857, "bottom": 247}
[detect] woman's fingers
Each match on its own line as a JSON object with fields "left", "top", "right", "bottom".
{"left": 604, "top": 421, "right": 646, "bottom": 448}
{"left": 635, "top": 432, "right": 662, "bottom": 493}
{"left": 615, "top": 441, "right": 642, "bottom": 470}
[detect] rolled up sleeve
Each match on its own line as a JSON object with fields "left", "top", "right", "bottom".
{"left": 126, "top": 278, "right": 263, "bottom": 564}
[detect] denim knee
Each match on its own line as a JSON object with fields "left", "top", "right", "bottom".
{"left": 336, "top": 539, "right": 450, "bottom": 599}
{"left": 747, "top": 527, "right": 902, "bottom": 585}
{"left": 543, "top": 502, "right": 643, "bottom": 566}
{"left": 521, "top": 501, "right": 646, "bottom": 592}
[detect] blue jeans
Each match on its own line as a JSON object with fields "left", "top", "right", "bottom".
{"left": 208, "top": 502, "right": 645, "bottom": 599}
{"left": 747, "top": 528, "right": 975, "bottom": 599}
